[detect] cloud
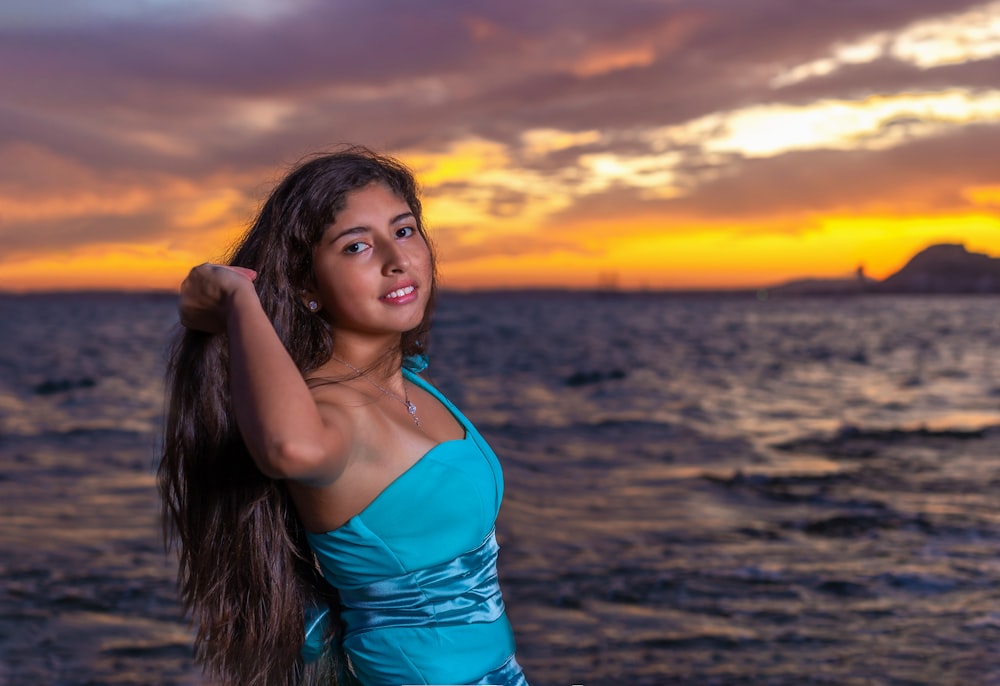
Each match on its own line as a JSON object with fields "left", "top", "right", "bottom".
{"left": 544, "top": 119, "right": 1000, "bottom": 231}
{"left": 772, "top": 0, "right": 1000, "bottom": 87}
{"left": 1, "top": 0, "right": 999, "bottom": 288}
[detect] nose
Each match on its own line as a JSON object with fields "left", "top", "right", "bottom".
{"left": 382, "top": 240, "right": 410, "bottom": 274}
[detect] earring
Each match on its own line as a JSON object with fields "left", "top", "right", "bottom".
{"left": 308, "top": 300, "right": 319, "bottom": 312}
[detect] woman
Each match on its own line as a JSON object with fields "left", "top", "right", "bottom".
{"left": 158, "top": 148, "right": 528, "bottom": 686}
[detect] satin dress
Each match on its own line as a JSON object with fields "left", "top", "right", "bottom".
{"left": 305, "top": 359, "right": 528, "bottom": 685}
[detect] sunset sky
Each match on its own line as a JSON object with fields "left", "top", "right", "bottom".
{"left": 2, "top": 0, "right": 999, "bottom": 291}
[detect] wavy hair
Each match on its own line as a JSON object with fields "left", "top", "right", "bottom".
{"left": 158, "top": 148, "right": 436, "bottom": 686}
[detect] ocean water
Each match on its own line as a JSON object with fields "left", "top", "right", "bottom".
{"left": 2, "top": 291, "right": 1000, "bottom": 685}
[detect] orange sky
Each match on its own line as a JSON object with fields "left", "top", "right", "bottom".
{"left": 1, "top": 1, "right": 999, "bottom": 291}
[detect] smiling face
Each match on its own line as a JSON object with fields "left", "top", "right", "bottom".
{"left": 306, "top": 182, "right": 433, "bottom": 346}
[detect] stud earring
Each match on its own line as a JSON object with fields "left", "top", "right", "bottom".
{"left": 308, "top": 300, "right": 319, "bottom": 312}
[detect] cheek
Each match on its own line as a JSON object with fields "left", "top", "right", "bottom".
{"left": 415, "top": 241, "right": 434, "bottom": 274}
{"left": 324, "top": 278, "right": 362, "bottom": 309}
{"left": 313, "top": 263, "right": 356, "bottom": 310}
{"left": 320, "top": 288, "right": 362, "bottom": 326}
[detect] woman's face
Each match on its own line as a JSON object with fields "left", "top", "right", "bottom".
{"left": 307, "top": 182, "right": 433, "bottom": 342}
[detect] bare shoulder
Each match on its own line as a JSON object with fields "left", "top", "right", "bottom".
{"left": 305, "top": 378, "right": 389, "bottom": 463}
{"left": 289, "top": 380, "right": 385, "bottom": 530}
{"left": 307, "top": 381, "right": 364, "bottom": 441}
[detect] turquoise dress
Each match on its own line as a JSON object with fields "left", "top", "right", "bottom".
{"left": 305, "top": 361, "right": 528, "bottom": 686}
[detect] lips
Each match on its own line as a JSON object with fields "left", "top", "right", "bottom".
{"left": 382, "top": 284, "right": 416, "bottom": 301}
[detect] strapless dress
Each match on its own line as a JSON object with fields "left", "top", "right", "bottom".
{"left": 305, "top": 360, "right": 528, "bottom": 685}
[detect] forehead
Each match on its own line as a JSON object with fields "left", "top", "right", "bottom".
{"left": 334, "top": 182, "right": 412, "bottom": 221}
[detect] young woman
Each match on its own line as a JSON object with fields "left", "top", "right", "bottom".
{"left": 159, "top": 149, "right": 528, "bottom": 686}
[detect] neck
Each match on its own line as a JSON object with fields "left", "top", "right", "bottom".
{"left": 328, "top": 333, "right": 404, "bottom": 379}
{"left": 329, "top": 351, "right": 418, "bottom": 426}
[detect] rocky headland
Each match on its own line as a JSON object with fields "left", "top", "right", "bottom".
{"left": 773, "top": 243, "right": 1000, "bottom": 295}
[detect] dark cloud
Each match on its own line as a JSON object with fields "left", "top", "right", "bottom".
{"left": 424, "top": 181, "right": 534, "bottom": 220}
{"left": 0, "top": 0, "right": 997, "bottom": 260}
{"left": 0, "top": 209, "right": 176, "bottom": 252}
{"left": 4, "top": 0, "right": 990, "bottom": 161}
{"left": 542, "top": 121, "right": 1000, "bottom": 234}
{"left": 772, "top": 56, "right": 1000, "bottom": 107}
{"left": 432, "top": 223, "right": 603, "bottom": 263}
{"left": 677, "top": 122, "right": 1000, "bottom": 220}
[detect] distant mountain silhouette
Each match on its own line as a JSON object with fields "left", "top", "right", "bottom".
{"left": 772, "top": 243, "right": 1000, "bottom": 295}
{"left": 770, "top": 265, "right": 874, "bottom": 295}
{"left": 878, "top": 243, "right": 1000, "bottom": 293}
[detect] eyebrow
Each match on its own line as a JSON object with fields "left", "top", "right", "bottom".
{"left": 328, "top": 212, "right": 415, "bottom": 243}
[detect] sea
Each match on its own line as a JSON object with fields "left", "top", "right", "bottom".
{"left": 2, "top": 291, "right": 1000, "bottom": 686}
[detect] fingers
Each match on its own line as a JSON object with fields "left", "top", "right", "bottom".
{"left": 184, "top": 263, "right": 257, "bottom": 290}
{"left": 177, "top": 263, "right": 258, "bottom": 334}
{"left": 187, "top": 263, "right": 256, "bottom": 278}
{"left": 222, "top": 266, "right": 258, "bottom": 281}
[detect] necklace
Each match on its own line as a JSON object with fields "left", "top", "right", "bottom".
{"left": 333, "top": 357, "right": 420, "bottom": 427}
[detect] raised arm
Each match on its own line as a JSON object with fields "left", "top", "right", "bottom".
{"left": 178, "top": 263, "right": 348, "bottom": 484}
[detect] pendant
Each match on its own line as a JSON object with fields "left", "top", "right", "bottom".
{"left": 406, "top": 401, "right": 420, "bottom": 427}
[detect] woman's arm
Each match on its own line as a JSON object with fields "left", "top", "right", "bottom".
{"left": 178, "top": 264, "right": 349, "bottom": 483}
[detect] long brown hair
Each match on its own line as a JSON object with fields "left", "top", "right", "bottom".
{"left": 158, "top": 148, "right": 437, "bottom": 686}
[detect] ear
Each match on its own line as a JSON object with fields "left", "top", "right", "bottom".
{"left": 301, "top": 290, "right": 322, "bottom": 313}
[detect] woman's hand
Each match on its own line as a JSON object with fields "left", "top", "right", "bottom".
{"left": 178, "top": 263, "right": 258, "bottom": 334}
